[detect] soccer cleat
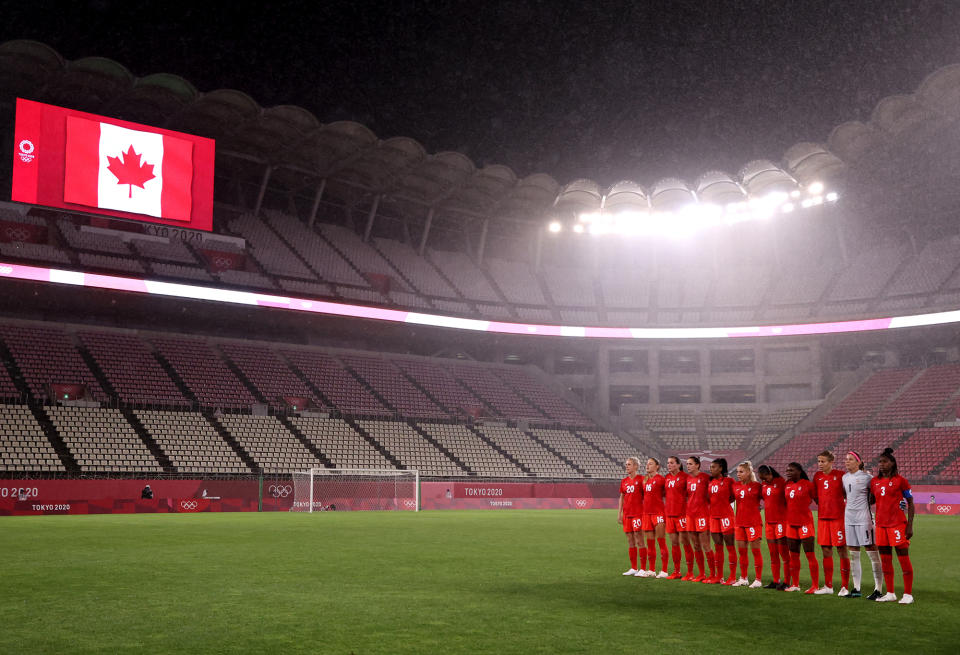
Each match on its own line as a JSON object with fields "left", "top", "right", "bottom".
{"left": 777, "top": 582, "right": 789, "bottom": 591}
{"left": 763, "top": 581, "right": 780, "bottom": 589}
{"left": 749, "top": 579, "right": 763, "bottom": 589}
{"left": 837, "top": 587, "right": 850, "bottom": 597}
{"left": 898, "top": 594, "right": 914, "bottom": 605}
{"left": 681, "top": 573, "right": 695, "bottom": 581}
{"left": 656, "top": 571, "right": 669, "bottom": 579}
{"left": 702, "top": 576, "right": 719, "bottom": 584}
{"left": 876, "top": 592, "right": 898, "bottom": 603}
{"left": 732, "top": 578, "right": 748, "bottom": 587}
{"left": 784, "top": 585, "right": 800, "bottom": 592}
{"left": 721, "top": 576, "right": 737, "bottom": 586}
{"left": 623, "top": 568, "right": 639, "bottom": 576}
{"left": 646, "top": 570, "right": 656, "bottom": 578}
{"left": 690, "top": 574, "right": 706, "bottom": 583}
{"left": 633, "top": 570, "right": 647, "bottom": 577}
{"left": 804, "top": 586, "right": 818, "bottom": 594}
{"left": 848, "top": 589, "right": 862, "bottom": 598}
{"left": 866, "top": 590, "right": 883, "bottom": 601}
{"left": 667, "top": 571, "right": 683, "bottom": 580}
{"left": 814, "top": 586, "right": 835, "bottom": 595}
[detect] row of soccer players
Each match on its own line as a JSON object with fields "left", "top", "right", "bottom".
{"left": 617, "top": 448, "right": 915, "bottom": 604}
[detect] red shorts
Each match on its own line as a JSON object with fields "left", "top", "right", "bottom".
{"left": 641, "top": 513, "right": 665, "bottom": 531}
{"left": 785, "top": 522, "right": 815, "bottom": 540}
{"left": 687, "top": 515, "right": 709, "bottom": 533}
{"left": 623, "top": 516, "right": 643, "bottom": 534}
{"left": 665, "top": 516, "right": 688, "bottom": 533}
{"left": 735, "top": 524, "right": 762, "bottom": 542}
{"left": 709, "top": 516, "right": 734, "bottom": 534}
{"left": 765, "top": 522, "right": 785, "bottom": 540}
{"left": 817, "top": 518, "right": 846, "bottom": 547}
{"left": 875, "top": 524, "right": 910, "bottom": 548}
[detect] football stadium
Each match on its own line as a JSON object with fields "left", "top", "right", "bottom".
{"left": 2, "top": 16, "right": 960, "bottom": 655}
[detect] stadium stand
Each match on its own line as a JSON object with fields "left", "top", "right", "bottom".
{"left": 151, "top": 336, "right": 256, "bottom": 409}
{"left": 474, "top": 424, "right": 579, "bottom": 477}
{"left": 0, "top": 405, "right": 62, "bottom": 472}
{"left": 871, "top": 363, "right": 960, "bottom": 426}
{"left": 815, "top": 368, "right": 918, "bottom": 430}
{"left": 0, "top": 324, "right": 108, "bottom": 402}
{"left": 289, "top": 416, "right": 393, "bottom": 469}
{"left": 416, "top": 422, "right": 525, "bottom": 476}
{"left": 216, "top": 414, "right": 321, "bottom": 473}
{"left": 357, "top": 419, "right": 464, "bottom": 476}
{"left": 48, "top": 406, "right": 162, "bottom": 472}
{"left": 280, "top": 349, "right": 390, "bottom": 416}
{"left": 136, "top": 410, "right": 248, "bottom": 474}
{"left": 338, "top": 355, "right": 446, "bottom": 418}
{"left": 78, "top": 331, "right": 187, "bottom": 407}
{"left": 218, "top": 342, "right": 319, "bottom": 410}
{"left": 764, "top": 431, "right": 847, "bottom": 474}
{"left": 528, "top": 428, "right": 619, "bottom": 477}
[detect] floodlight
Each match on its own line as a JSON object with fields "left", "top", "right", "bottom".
{"left": 825, "top": 192, "right": 839, "bottom": 202}
{"left": 808, "top": 181, "right": 824, "bottom": 195}
{"left": 548, "top": 221, "right": 562, "bottom": 233}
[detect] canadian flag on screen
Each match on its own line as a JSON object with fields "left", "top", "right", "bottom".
{"left": 63, "top": 116, "right": 193, "bottom": 221}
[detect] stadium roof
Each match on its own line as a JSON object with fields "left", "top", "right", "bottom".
{"left": 1, "top": 40, "right": 959, "bottom": 229}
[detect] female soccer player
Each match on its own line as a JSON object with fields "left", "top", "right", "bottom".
{"left": 732, "top": 461, "right": 764, "bottom": 588}
{"left": 617, "top": 456, "right": 645, "bottom": 576}
{"left": 641, "top": 457, "right": 668, "bottom": 578}
{"left": 869, "top": 448, "right": 915, "bottom": 604}
{"left": 664, "top": 456, "right": 691, "bottom": 579}
{"left": 843, "top": 450, "right": 884, "bottom": 599}
{"left": 707, "top": 458, "right": 737, "bottom": 585}
{"left": 784, "top": 462, "right": 820, "bottom": 593}
{"left": 758, "top": 464, "right": 788, "bottom": 589}
{"left": 685, "top": 456, "right": 712, "bottom": 582}
{"left": 812, "top": 450, "right": 849, "bottom": 595}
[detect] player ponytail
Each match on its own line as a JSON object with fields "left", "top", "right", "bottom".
{"left": 787, "top": 461, "right": 809, "bottom": 480}
{"left": 757, "top": 464, "right": 782, "bottom": 479}
{"left": 738, "top": 460, "right": 758, "bottom": 482}
{"left": 714, "top": 457, "right": 729, "bottom": 477}
{"left": 877, "top": 448, "right": 898, "bottom": 478}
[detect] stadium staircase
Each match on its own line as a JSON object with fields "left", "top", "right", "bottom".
{"left": 313, "top": 230, "right": 385, "bottom": 297}
{"left": 571, "top": 430, "right": 623, "bottom": 466}
{"left": 338, "top": 361, "right": 397, "bottom": 416}
{"left": 466, "top": 424, "right": 533, "bottom": 475}
{"left": 257, "top": 215, "right": 321, "bottom": 281}
{"left": 30, "top": 405, "right": 79, "bottom": 472}
{"left": 476, "top": 267, "right": 519, "bottom": 319}
{"left": 366, "top": 239, "right": 431, "bottom": 303}
{"left": 930, "top": 443, "right": 960, "bottom": 478}
{"left": 0, "top": 338, "right": 33, "bottom": 402}
{"left": 525, "top": 430, "right": 586, "bottom": 475}
{"left": 275, "top": 415, "right": 336, "bottom": 469}
{"left": 407, "top": 419, "right": 474, "bottom": 475}
{"left": 203, "top": 412, "right": 257, "bottom": 472}
{"left": 342, "top": 416, "right": 405, "bottom": 469}
{"left": 422, "top": 251, "right": 477, "bottom": 308}
{"left": 277, "top": 353, "right": 337, "bottom": 409}
{"left": 153, "top": 350, "right": 199, "bottom": 405}
{"left": 76, "top": 340, "right": 118, "bottom": 401}
{"left": 215, "top": 346, "right": 268, "bottom": 405}
{"left": 395, "top": 368, "right": 457, "bottom": 417}
{"left": 120, "top": 407, "right": 175, "bottom": 473}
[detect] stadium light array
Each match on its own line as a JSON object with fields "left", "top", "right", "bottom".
{"left": 547, "top": 183, "right": 838, "bottom": 237}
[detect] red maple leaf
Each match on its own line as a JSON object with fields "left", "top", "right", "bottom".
{"left": 106, "top": 145, "right": 156, "bottom": 198}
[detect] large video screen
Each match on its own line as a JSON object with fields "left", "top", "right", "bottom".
{"left": 11, "top": 98, "right": 215, "bottom": 231}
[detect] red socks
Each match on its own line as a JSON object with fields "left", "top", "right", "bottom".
{"left": 658, "top": 538, "right": 668, "bottom": 571}
{"left": 738, "top": 547, "right": 749, "bottom": 578}
{"left": 790, "top": 551, "right": 801, "bottom": 586}
{"left": 708, "top": 548, "right": 718, "bottom": 578}
{"left": 683, "top": 544, "right": 695, "bottom": 574}
{"left": 727, "top": 544, "right": 737, "bottom": 578}
{"left": 752, "top": 547, "right": 763, "bottom": 580}
{"left": 897, "top": 554, "right": 913, "bottom": 594}
{"left": 806, "top": 551, "right": 820, "bottom": 588}
{"left": 695, "top": 549, "right": 705, "bottom": 576}
{"left": 840, "top": 557, "right": 850, "bottom": 589}
{"left": 671, "top": 544, "right": 682, "bottom": 572}
{"left": 628, "top": 547, "right": 638, "bottom": 569}
{"left": 714, "top": 544, "right": 725, "bottom": 578}
{"left": 638, "top": 546, "right": 648, "bottom": 571}
{"left": 647, "top": 539, "right": 656, "bottom": 570}
{"left": 881, "top": 552, "right": 894, "bottom": 593}
{"left": 768, "top": 543, "right": 780, "bottom": 583}
{"left": 823, "top": 556, "right": 834, "bottom": 588}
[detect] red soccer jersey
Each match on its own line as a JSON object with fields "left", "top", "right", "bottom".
{"left": 733, "top": 480, "right": 762, "bottom": 527}
{"left": 812, "top": 469, "right": 845, "bottom": 519}
{"left": 871, "top": 475, "right": 911, "bottom": 527}
{"left": 686, "top": 472, "right": 710, "bottom": 518}
{"left": 762, "top": 477, "right": 786, "bottom": 523}
{"left": 708, "top": 476, "right": 735, "bottom": 519}
{"left": 664, "top": 471, "right": 689, "bottom": 517}
{"left": 784, "top": 479, "right": 814, "bottom": 526}
{"left": 642, "top": 474, "right": 666, "bottom": 514}
{"left": 620, "top": 475, "right": 644, "bottom": 516}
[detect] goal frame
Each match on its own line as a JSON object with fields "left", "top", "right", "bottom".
{"left": 300, "top": 468, "right": 420, "bottom": 512}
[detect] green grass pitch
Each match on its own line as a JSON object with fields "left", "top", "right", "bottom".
{"left": 1, "top": 511, "right": 957, "bottom": 654}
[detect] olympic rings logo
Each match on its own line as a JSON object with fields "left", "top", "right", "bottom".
{"left": 403, "top": 500, "right": 417, "bottom": 508}
{"left": 269, "top": 484, "right": 292, "bottom": 498}
{"left": 575, "top": 500, "right": 587, "bottom": 508}
{"left": 180, "top": 500, "right": 198, "bottom": 510}
{"left": 937, "top": 505, "right": 951, "bottom": 514}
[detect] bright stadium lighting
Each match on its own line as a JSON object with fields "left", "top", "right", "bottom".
{"left": 572, "top": 224, "right": 584, "bottom": 233}
{"left": 808, "top": 181, "right": 824, "bottom": 195}
{"left": 790, "top": 189, "right": 801, "bottom": 198}
{"left": 781, "top": 202, "right": 795, "bottom": 213}
{"left": 548, "top": 221, "right": 562, "bottom": 233}
{"left": 825, "top": 191, "right": 839, "bottom": 202}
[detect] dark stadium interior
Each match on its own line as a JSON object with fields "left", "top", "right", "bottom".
{"left": 2, "top": 10, "right": 960, "bottom": 489}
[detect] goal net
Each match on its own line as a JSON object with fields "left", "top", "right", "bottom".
{"left": 291, "top": 468, "right": 419, "bottom": 512}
